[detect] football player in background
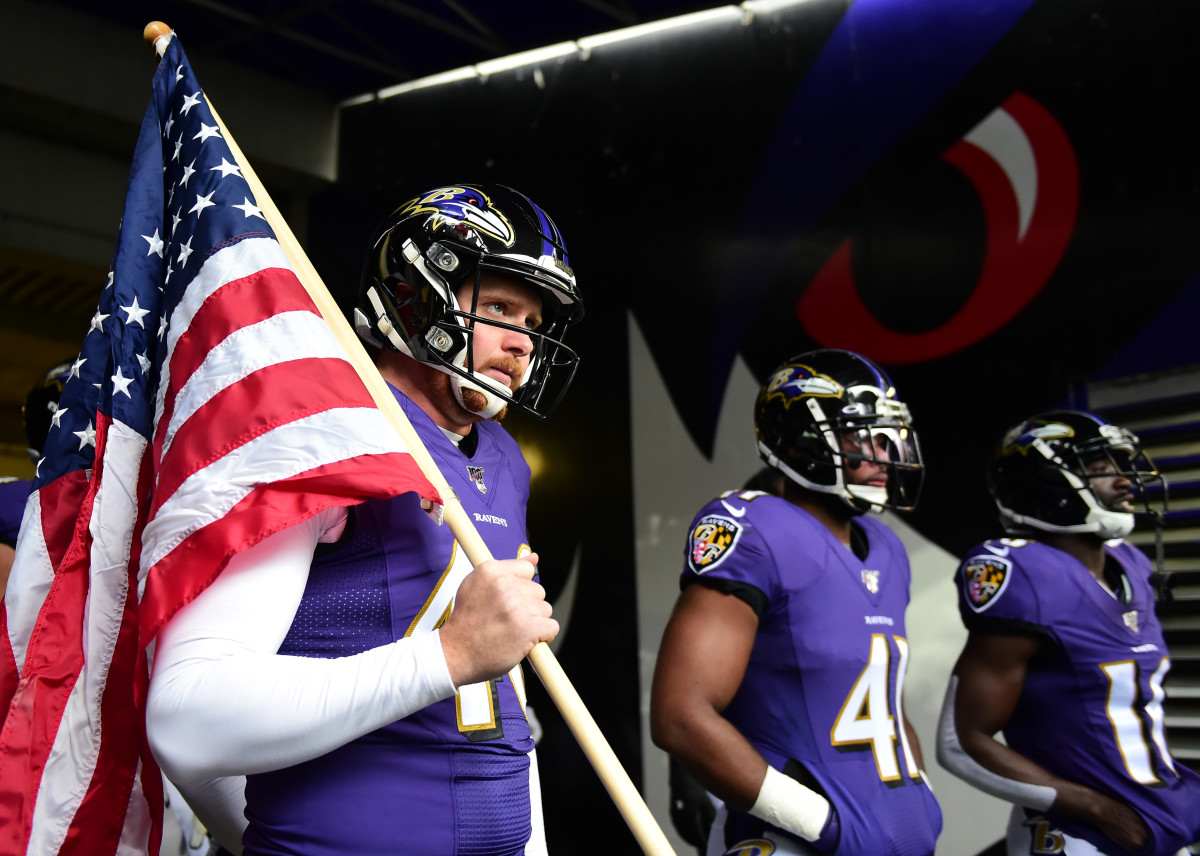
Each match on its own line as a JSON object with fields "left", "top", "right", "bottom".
{"left": 667, "top": 466, "right": 787, "bottom": 856}
{"left": 651, "top": 349, "right": 942, "bottom": 856}
{"left": 938, "top": 410, "right": 1200, "bottom": 855}
{"left": 146, "top": 184, "right": 583, "bottom": 855}
{"left": 0, "top": 358, "right": 72, "bottom": 597}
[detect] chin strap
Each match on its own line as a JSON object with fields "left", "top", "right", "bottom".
{"left": 844, "top": 483, "right": 886, "bottom": 513}
{"left": 1145, "top": 509, "right": 1172, "bottom": 603}
{"left": 758, "top": 445, "right": 878, "bottom": 515}
{"left": 1029, "top": 437, "right": 1134, "bottom": 539}
{"left": 449, "top": 372, "right": 507, "bottom": 419}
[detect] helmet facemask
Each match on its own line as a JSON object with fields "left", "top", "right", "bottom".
{"left": 436, "top": 265, "right": 580, "bottom": 419}
{"left": 835, "top": 397, "right": 924, "bottom": 513}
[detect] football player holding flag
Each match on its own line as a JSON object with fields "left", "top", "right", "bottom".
{"left": 651, "top": 349, "right": 942, "bottom": 855}
{"left": 938, "top": 410, "right": 1200, "bottom": 855}
{"left": 146, "top": 184, "right": 584, "bottom": 856}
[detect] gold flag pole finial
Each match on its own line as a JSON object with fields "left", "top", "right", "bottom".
{"left": 143, "top": 21, "right": 174, "bottom": 57}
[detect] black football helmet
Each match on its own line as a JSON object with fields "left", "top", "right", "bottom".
{"left": 988, "top": 410, "right": 1163, "bottom": 540}
{"left": 356, "top": 184, "right": 583, "bottom": 420}
{"left": 23, "top": 358, "right": 74, "bottom": 462}
{"left": 754, "top": 349, "right": 923, "bottom": 513}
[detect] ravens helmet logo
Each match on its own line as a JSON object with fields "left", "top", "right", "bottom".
{"left": 397, "top": 186, "right": 516, "bottom": 247}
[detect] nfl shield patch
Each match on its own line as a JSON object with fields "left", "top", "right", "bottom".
{"left": 688, "top": 514, "right": 742, "bottom": 573}
{"left": 861, "top": 569, "right": 881, "bottom": 594}
{"left": 1123, "top": 610, "right": 1139, "bottom": 633}
{"left": 467, "top": 465, "right": 487, "bottom": 494}
{"left": 964, "top": 555, "right": 1012, "bottom": 612}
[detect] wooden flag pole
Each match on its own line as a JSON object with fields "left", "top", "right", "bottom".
{"left": 143, "top": 22, "right": 675, "bottom": 856}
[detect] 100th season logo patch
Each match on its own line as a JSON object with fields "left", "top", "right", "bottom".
{"left": 964, "top": 554, "right": 1012, "bottom": 612}
{"left": 689, "top": 514, "right": 742, "bottom": 573}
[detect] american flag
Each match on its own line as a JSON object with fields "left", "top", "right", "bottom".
{"left": 0, "top": 35, "right": 438, "bottom": 855}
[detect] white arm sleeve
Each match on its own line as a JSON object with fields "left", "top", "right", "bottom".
{"left": 166, "top": 774, "right": 248, "bottom": 856}
{"left": 146, "top": 507, "right": 457, "bottom": 785}
{"left": 935, "top": 675, "right": 1056, "bottom": 811}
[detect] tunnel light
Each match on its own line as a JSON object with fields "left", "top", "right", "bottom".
{"left": 475, "top": 42, "right": 577, "bottom": 77}
{"left": 576, "top": 7, "right": 741, "bottom": 51}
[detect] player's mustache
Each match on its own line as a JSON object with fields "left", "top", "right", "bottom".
{"left": 480, "top": 356, "right": 524, "bottom": 390}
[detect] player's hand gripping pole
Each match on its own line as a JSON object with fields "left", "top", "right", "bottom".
{"left": 143, "top": 22, "right": 676, "bottom": 856}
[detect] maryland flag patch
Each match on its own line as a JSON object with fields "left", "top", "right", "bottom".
{"left": 689, "top": 514, "right": 742, "bottom": 573}
{"left": 964, "top": 555, "right": 1012, "bottom": 612}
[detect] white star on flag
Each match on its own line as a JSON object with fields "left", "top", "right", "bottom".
{"left": 164, "top": 115, "right": 174, "bottom": 136}
{"left": 158, "top": 314, "right": 168, "bottom": 341}
{"left": 90, "top": 311, "right": 110, "bottom": 333}
{"left": 194, "top": 122, "right": 221, "bottom": 143}
{"left": 69, "top": 356, "right": 86, "bottom": 379}
{"left": 50, "top": 406, "right": 68, "bottom": 429}
{"left": 180, "top": 159, "right": 197, "bottom": 188}
{"left": 120, "top": 296, "right": 151, "bottom": 328}
{"left": 136, "top": 351, "right": 152, "bottom": 375}
{"left": 233, "top": 197, "right": 265, "bottom": 220}
{"left": 143, "top": 229, "right": 164, "bottom": 258}
{"left": 180, "top": 91, "right": 202, "bottom": 115}
{"left": 73, "top": 420, "right": 96, "bottom": 450}
{"left": 106, "top": 270, "right": 114, "bottom": 289}
{"left": 111, "top": 367, "right": 135, "bottom": 399}
{"left": 171, "top": 208, "right": 182, "bottom": 235}
{"left": 172, "top": 136, "right": 183, "bottom": 161}
{"left": 189, "top": 191, "right": 216, "bottom": 219}
{"left": 211, "top": 158, "right": 242, "bottom": 178}
{"left": 178, "top": 235, "right": 194, "bottom": 266}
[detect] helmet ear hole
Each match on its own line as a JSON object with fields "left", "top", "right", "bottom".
{"left": 384, "top": 276, "right": 424, "bottom": 331}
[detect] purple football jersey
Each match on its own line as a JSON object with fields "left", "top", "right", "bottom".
{"left": 244, "top": 387, "right": 536, "bottom": 856}
{"left": 955, "top": 537, "right": 1200, "bottom": 855}
{"left": 0, "top": 477, "right": 31, "bottom": 547}
{"left": 683, "top": 490, "right": 942, "bottom": 856}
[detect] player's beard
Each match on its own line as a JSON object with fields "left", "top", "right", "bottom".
{"left": 459, "top": 356, "right": 522, "bottom": 421}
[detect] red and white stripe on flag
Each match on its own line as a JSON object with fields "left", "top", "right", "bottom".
{"left": 0, "top": 34, "right": 438, "bottom": 856}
